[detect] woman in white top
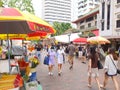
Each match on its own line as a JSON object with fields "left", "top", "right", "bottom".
{"left": 101, "top": 47, "right": 119, "bottom": 90}
{"left": 57, "top": 46, "right": 64, "bottom": 76}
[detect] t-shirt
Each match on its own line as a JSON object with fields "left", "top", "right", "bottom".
{"left": 68, "top": 44, "right": 75, "bottom": 56}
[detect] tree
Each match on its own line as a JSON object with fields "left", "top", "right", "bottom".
{"left": 1, "top": 0, "right": 34, "bottom": 14}
{"left": 0, "top": 0, "right": 4, "bottom": 7}
{"left": 53, "top": 22, "right": 72, "bottom": 36}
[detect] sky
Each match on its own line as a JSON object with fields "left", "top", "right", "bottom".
{"left": 32, "top": 0, "right": 43, "bottom": 18}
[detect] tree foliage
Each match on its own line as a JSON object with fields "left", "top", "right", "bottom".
{"left": 53, "top": 21, "right": 72, "bottom": 36}
{"left": 0, "top": 0, "right": 34, "bottom": 14}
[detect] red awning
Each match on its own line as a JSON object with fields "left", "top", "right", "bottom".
{"left": 92, "top": 29, "right": 99, "bottom": 36}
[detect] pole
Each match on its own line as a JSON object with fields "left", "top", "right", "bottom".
{"left": 7, "top": 34, "right": 11, "bottom": 73}
{"left": 68, "top": 33, "right": 71, "bottom": 43}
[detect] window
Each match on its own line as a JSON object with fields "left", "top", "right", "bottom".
{"left": 102, "top": 2, "right": 105, "bottom": 19}
{"left": 95, "top": 0, "right": 99, "bottom": 2}
{"left": 80, "top": 25, "right": 85, "bottom": 29}
{"left": 95, "top": 15, "right": 97, "bottom": 19}
{"left": 95, "top": 21, "right": 97, "bottom": 26}
{"left": 80, "top": 20, "right": 84, "bottom": 24}
{"left": 117, "top": 0, "right": 120, "bottom": 3}
{"left": 116, "top": 20, "right": 120, "bottom": 28}
{"left": 101, "top": 22, "right": 104, "bottom": 31}
{"left": 107, "top": 4, "right": 110, "bottom": 30}
{"left": 88, "top": 23, "right": 91, "bottom": 27}
{"left": 86, "top": 16, "right": 94, "bottom": 22}
{"left": 89, "top": 3, "right": 93, "bottom": 6}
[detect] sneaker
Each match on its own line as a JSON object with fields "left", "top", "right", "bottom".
{"left": 87, "top": 84, "right": 92, "bottom": 88}
{"left": 100, "top": 85, "right": 106, "bottom": 89}
{"left": 69, "top": 66, "right": 73, "bottom": 70}
{"left": 48, "top": 72, "right": 51, "bottom": 75}
{"left": 50, "top": 72, "right": 53, "bottom": 75}
{"left": 58, "top": 72, "right": 61, "bottom": 76}
{"left": 82, "top": 62, "right": 86, "bottom": 64}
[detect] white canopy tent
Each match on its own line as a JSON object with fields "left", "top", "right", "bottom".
{"left": 54, "top": 33, "right": 81, "bottom": 43}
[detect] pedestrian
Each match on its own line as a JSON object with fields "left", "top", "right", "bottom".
{"left": 56, "top": 45, "right": 65, "bottom": 76}
{"left": 87, "top": 46, "right": 101, "bottom": 90}
{"left": 100, "top": 47, "right": 119, "bottom": 90}
{"left": 118, "top": 46, "right": 120, "bottom": 57}
{"left": 78, "top": 45, "right": 83, "bottom": 60}
{"left": 35, "top": 44, "right": 43, "bottom": 61}
{"left": 68, "top": 42, "right": 75, "bottom": 70}
{"left": 48, "top": 46, "right": 56, "bottom": 76}
{"left": 81, "top": 46, "right": 86, "bottom": 64}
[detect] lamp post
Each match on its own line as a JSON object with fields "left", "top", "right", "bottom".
{"left": 68, "top": 33, "right": 71, "bottom": 43}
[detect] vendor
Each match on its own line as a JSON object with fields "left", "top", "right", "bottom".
{"left": 35, "top": 43, "right": 43, "bottom": 61}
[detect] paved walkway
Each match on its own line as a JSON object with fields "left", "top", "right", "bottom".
{"left": 0, "top": 51, "right": 120, "bottom": 90}
{"left": 36, "top": 51, "right": 120, "bottom": 90}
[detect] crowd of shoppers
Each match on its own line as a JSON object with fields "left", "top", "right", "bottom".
{"left": 34, "top": 42, "right": 119, "bottom": 90}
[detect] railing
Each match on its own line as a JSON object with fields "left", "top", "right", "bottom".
{"left": 79, "top": 26, "right": 97, "bottom": 32}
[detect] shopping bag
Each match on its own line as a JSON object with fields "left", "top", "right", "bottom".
{"left": 43, "top": 56, "right": 49, "bottom": 65}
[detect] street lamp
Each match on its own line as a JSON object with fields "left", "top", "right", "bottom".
{"left": 68, "top": 33, "right": 71, "bottom": 43}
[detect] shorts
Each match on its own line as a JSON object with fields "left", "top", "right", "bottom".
{"left": 79, "top": 51, "right": 83, "bottom": 57}
{"left": 105, "top": 72, "right": 117, "bottom": 76}
{"left": 88, "top": 68, "right": 99, "bottom": 77}
{"left": 68, "top": 55, "right": 74, "bottom": 64}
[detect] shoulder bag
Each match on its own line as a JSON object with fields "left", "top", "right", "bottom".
{"left": 97, "top": 60, "right": 103, "bottom": 69}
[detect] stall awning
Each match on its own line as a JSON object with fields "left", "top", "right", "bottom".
{"left": 92, "top": 29, "right": 99, "bottom": 36}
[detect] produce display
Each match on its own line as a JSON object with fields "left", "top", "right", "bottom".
{"left": 0, "top": 74, "right": 23, "bottom": 90}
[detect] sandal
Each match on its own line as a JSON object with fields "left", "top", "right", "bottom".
{"left": 100, "top": 85, "right": 106, "bottom": 90}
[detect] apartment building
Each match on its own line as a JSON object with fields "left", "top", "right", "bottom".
{"left": 73, "top": 7, "right": 99, "bottom": 36}
{"left": 78, "top": 0, "right": 100, "bottom": 17}
{"left": 42, "top": 0, "right": 71, "bottom": 24}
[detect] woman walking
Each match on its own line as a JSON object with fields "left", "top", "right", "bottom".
{"left": 48, "top": 46, "right": 56, "bottom": 76}
{"left": 87, "top": 46, "right": 101, "bottom": 90}
{"left": 57, "top": 45, "right": 65, "bottom": 76}
{"left": 101, "top": 47, "right": 119, "bottom": 90}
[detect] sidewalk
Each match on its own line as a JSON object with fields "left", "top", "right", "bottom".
{"left": 36, "top": 52, "right": 120, "bottom": 90}
{"left": 0, "top": 52, "right": 120, "bottom": 90}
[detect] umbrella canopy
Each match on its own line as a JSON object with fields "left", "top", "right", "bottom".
{"left": 0, "top": 7, "right": 55, "bottom": 34}
{"left": 73, "top": 37, "right": 87, "bottom": 43}
{"left": 27, "top": 31, "right": 47, "bottom": 37}
{"left": 87, "top": 36, "right": 110, "bottom": 44}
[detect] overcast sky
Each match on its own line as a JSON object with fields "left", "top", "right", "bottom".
{"left": 32, "top": 0, "right": 43, "bottom": 18}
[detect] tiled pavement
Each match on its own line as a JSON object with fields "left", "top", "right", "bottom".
{"left": 36, "top": 51, "right": 120, "bottom": 90}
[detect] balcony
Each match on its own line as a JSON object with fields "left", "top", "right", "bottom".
{"left": 79, "top": 26, "right": 97, "bottom": 32}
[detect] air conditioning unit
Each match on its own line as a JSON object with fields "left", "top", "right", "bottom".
{"left": 100, "top": 19, "right": 104, "bottom": 22}
{"left": 117, "top": 14, "right": 120, "bottom": 18}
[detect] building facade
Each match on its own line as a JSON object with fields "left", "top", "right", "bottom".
{"left": 99, "top": 0, "right": 120, "bottom": 49}
{"left": 42, "top": 0, "right": 71, "bottom": 24}
{"left": 78, "top": 0, "right": 100, "bottom": 17}
{"left": 99, "top": 0, "right": 120, "bottom": 38}
{"left": 73, "top": 7, "right": 99, "bottom": 37}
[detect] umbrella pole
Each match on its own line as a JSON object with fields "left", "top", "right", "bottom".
{"left": 7, "top": 34, "right": 11, "bottom": 73}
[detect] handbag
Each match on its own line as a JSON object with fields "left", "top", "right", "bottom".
{"left": 97, "top": 60, "right": 103, "bottom": 69}
{"left": 43, "top": 56, "right": 49, "bottom": 65}
{"left": 109, "top": 56, "right": 120, "bottom": 74}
